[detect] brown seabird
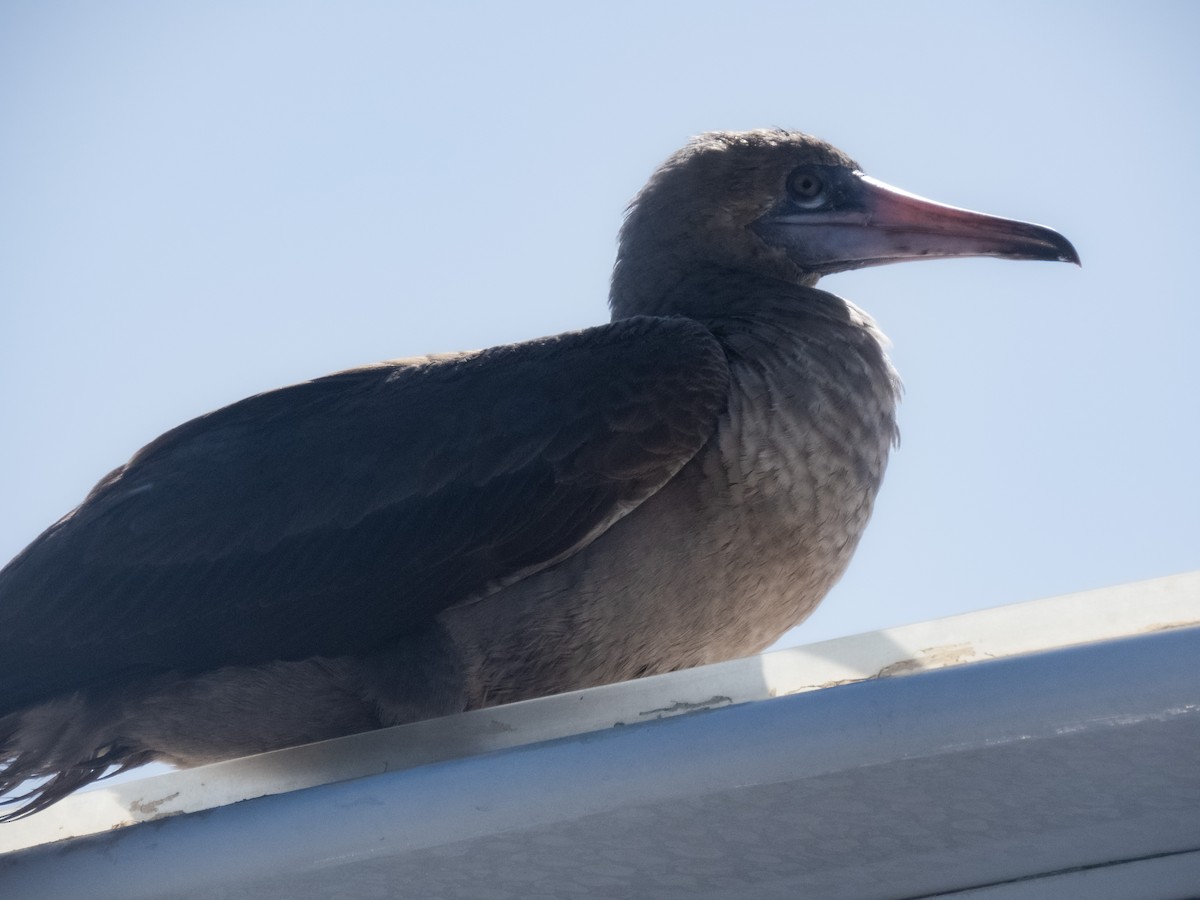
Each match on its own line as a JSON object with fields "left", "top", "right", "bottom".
{"left": 0, "top": 130, "right": 1078, "bottom": 818}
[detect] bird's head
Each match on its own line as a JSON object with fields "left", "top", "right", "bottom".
{"left": 610, "top": 129, "right": 1078, "bottom": 319}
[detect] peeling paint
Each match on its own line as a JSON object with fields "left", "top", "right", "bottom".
{"left": 876, "top": 643, "right": 976, "bottom": 679}
{"left": 128, "top": 792, "right": 181, "bottom": 819}
{"left": 638, "top": 696, "right": 733, "bottom": 719}
{"left": 1141, "top": 619, "right": 1200, "bottom": 634}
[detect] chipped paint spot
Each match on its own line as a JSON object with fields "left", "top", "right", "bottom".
{"left": 876, "top": 643, "right": 977, "bottom": 679}
{"left": 638, "top": 695, "right": 733, "bottom": 719}
{"left": 1140, "top": 619, "right": 1200, "bottom": 634}
{"left": 128, "top": 791, "right": 181, "bottom": 819}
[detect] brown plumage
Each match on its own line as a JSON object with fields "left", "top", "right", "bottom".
{"left": 0, "top": 130, "right": 1077, "bottom": 819}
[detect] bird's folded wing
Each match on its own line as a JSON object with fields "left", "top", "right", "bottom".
{"left": 0, "top": 316, "right": 729, "bottom": 709}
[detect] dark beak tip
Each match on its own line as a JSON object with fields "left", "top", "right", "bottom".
{"left": 1036, "top": 226, "right": 1080, "bottom": 267}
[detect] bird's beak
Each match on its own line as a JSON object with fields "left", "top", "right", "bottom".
{"left": 758, "top": 172, "right": 1080, "bottom": 275}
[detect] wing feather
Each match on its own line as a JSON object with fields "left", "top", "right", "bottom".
{"left": 0, "top": 316, "right": 729, "bottom": 711}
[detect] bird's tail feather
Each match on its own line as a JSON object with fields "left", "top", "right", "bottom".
{"left": 0, "top": 694, "right": 153, "bottom": 822}
{"left": 0, "top": 656, "right": 387, "bottom": 820}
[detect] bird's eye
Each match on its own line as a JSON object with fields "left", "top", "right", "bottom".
{"left": 787, "top": 167, "right": 827, "bottom": 208}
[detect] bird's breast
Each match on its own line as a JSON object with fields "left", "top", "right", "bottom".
{"left": 440, "top": 303, "right": 900, "bottom": 710}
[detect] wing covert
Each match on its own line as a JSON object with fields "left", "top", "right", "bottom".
{"left": 0, "top": 315, "right": 729, "bottom": 711}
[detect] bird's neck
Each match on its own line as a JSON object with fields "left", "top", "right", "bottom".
{"left": 611, "top": 260, "right": 901, "bottom": 485}
{"left": 609, "top": 229, "right": 810, "bottom": 320}
{"left": 610, "top": 262, "right": 887, "bottom": 360}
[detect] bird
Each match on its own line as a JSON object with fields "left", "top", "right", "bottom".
{"left": 0, "top": 130, "right": 1078, "bottom": 819}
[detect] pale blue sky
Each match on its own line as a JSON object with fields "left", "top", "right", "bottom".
{"left": 0, "top": 2, "right": 1196, "bottom": 648}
